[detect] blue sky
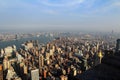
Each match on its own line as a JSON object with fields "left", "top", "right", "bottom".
{"left": 0, "top": 0, "right": 120, "bottom": 32}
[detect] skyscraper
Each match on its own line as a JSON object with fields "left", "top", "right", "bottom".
{"left": 39, "top": 54, "right": 44, "bottom": 74}
{"left": 31, "top": 69, "right": 39, "bottom": 80}
{"left": 0, "top": 64, "right": 3, "bottom": 80}
{"left": 116, "top": 39, "right": 120, "bottom": 52}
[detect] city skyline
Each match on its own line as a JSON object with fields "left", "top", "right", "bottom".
{"left": 0, "top": 0, "right": 120, "bottom": 32}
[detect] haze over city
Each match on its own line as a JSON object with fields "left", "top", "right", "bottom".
{"left": 0, "top": 0, "right": 120, "bottom": 32}
{"left": 1, "top": 1, "right": 120, "bottom": 80}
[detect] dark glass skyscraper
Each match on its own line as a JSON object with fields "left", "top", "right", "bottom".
{"left": 116, "top": 39, "right": 120, "bottom": 52}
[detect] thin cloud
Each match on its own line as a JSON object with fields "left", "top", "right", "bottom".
{"left": 113, "top": 2, "right": 120, "bottom": 6}
{"left": 100, "top": 1, "right": 120, "bottom": 13}
{"left": 0, "top": 0, "right": 38, "bottom": 9}
{"left": 43, "top": 9, "right": 58, "bottom": 15}
{"left": 80, "top": 0, "right": 120, "bottom": 15}
{"left": 39, "top": 0, "right": 85, "bottom": 7}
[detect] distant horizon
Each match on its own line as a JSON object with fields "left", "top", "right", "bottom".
{"left": 0, "top": 27, "right": 119, "bottom": 34}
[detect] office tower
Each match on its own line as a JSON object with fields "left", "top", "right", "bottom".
{"left": 0, "top": 49, "right": 4, "bottom": 57}
{"left": 46, "top": 43, "right": 50, "bottom": 50}
{"left": 43, "top": 69, "right": 47, "bottom": 79}
{"left": 0, "top": 64, "right": 3, "bottom": 80}
{"left": 52, "top": 45, "right": 55, "bottom": 52}
{"left": 68, "top": 52, "right": 72, "bottom": 58}
{"left": 3, "top": 56, "right": 9, "bottom": 71}
{"left": 45, "top": 52, "right": 50, "bottom": 60}
{"left": 98, "top": 50, "right": 103, "bottom": 64}
{"left": 39, "top": 54, "right": 44, "bottom": 74}
{"left": 57, "top": 47, "right": 61, "bottom": 53}
{"left": 60, "top": 75, "right": 65, "bottom": 80}
{"left": 4, "top": 46, "right": 13, "bottom": 57}
{"left": 24, "top": 65, "right": 28, "bottom": 74}
{"left": 15, "top": 34, "right": 18, "bottom": 40}
{"left": 6, "top": 67, "right": 14, "bottom": 80}
{"left": 64, "top": 76, "right": 68, "bottom": 80}
{"left": 96, "top": 42, "right": 99, "bottom": 51}
{"left": 31, "top": 69, "right": 39, "bottom": 80}
{"left": 50, "top": 49, "right": 54, "bottom": 56}
{"left": 73, "top": 68, "right": 77, "bottom": 76}
{"left": 60, "top": 75, "right": 68, "bottom": 80}
{"left": 12, "top": 45, "right": 16, "bottom": 51}
{"left": 45, "top": 52, "right": 50, "bottom": 65}
{"left": 26, "top": 42, "right": 33, "bottom": 49}
{"left": 41, "top": 46, "right": 45, "bottom": 54}
{"left": 116, "top": 39, "right": 120, "bottom": 52}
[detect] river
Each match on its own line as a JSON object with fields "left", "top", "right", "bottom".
{"left": 0, "top": 35, "right": 54, "bottom": 49}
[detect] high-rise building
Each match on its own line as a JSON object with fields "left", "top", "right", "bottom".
{"left": 73, "top": 68, "right": 77, "bottom": 76}
{"left": 52, "top": 45, "right": 55, "bottom": 52}
{"left": 41, "top": 46, "right": 46, "bottom": 54}
{"left": 45, "top": 52, "right": 50, "bottom": 60}
{"left": 64, "top": 76, "right": 68, "bottom": 80}
{"left": 26, "top": 42, "right": 33, "bottom": 49}
{"left": 0, "top": 64, "right": 3, "bottom": 80}
{"left": 3, "top": 56, "right": 9, "bottom": 71}
{"left": 39, "top": 54, "right": 44, "bottom": 74}
{"left": 0, "top": 49, "right": 4, "bottom": 57}
{"left": 31, "top": 69, "right": 39, "bottom": 80}
{"left": 60, "top": 75, "right": 65, "bottom": 80}
{"left": 60, "top": 75, "right": 68, "bottom": 80}
{"left": 50, "top": 49, "right": 54, "bottom": 56}
{"left": 116, "top": 39, "right": 120, "bottom": 52}
{"left": 12, "top": 45, "right": 16, "bottom": 51}
{"left": 6, "top": 67, "right": 14, "bottom": 80}
{"left": 23, "top": 65, "right": 28, "bottom": 74}
{"left": 43, "top": 70, "right": 47, "bottom": 79}
{"left": 45, "top": 52, "right": 50, "bottom": 65}
{"left": 4, "top": 46, "right": 13, "bottom": 56}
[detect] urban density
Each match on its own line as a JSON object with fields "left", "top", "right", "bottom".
{"left": 0, "top": 32, "right": 120, "bottom": 80}
{"left": 0, "top": 0, "right": 120, "bottom": 80}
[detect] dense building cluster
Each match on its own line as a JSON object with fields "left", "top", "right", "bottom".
{"left": 0, "top": 36, "right": 116, "bottom": 80}
{"left": 0, "top": 32, "right": 43, "bottom": 41}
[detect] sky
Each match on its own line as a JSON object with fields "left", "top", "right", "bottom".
{"left": 0, "top": 0, "right": 120, "bottom": 32}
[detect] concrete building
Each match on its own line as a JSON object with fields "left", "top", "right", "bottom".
{"left": 0, "top": 64, "right": 3, "bottom": 80}
{"left": 3, "top": 56, "right": 9, "bottom": 71}
{"left": 60, "top": 75, "right": 68, "bottom": 80}
{"left": 31, "top": 69, "right": 39, "bottom": 80}
{"left": 23, "top": 65, "right": 28, "bottom": 74}
{"left": 4, "top": 46, "right": 13, "bottom": 56}
{"left": 116, "top": 39, "right": 120, "bottom": 52}
{"left": 12, "top": 45, "right": 17, "bottom": 51}
{"left": 26, "top": 42, "right": 33, "bottom": 49}
{"left": 50, "top": 49, "right": 54, "bottom": 56}
{"left": 39, "top": 54, "right": 44, "bottom": 74}
{"left": 0, "top": 49, "right": 4, "bottom": 57}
